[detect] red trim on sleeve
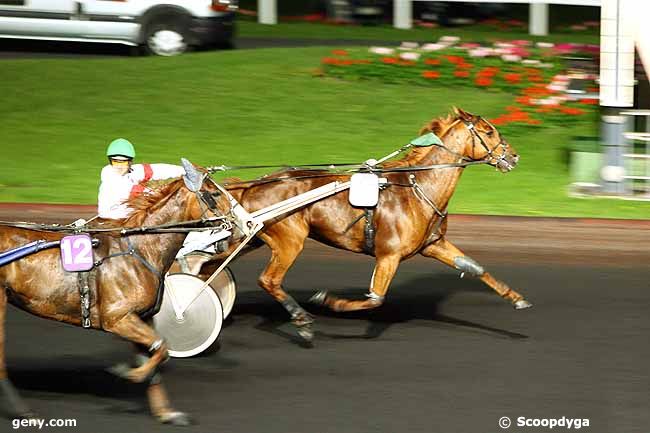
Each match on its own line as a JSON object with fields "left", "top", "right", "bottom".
{"left": 142, "top": 164, "right": 154, "bottom": 182}
{"left": 130, "top": 184, "right": 145, "bottom": 199}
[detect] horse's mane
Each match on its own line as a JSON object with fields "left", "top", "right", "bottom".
{"left": 121, "top": 177, "right": 186, "bottom": 227}
{"left": 382, "top": 114, "right": 457, "bottom": 169}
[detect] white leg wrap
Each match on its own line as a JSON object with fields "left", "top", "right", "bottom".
{"left": 365, "top": 291, "right": 385, "bottom": 304}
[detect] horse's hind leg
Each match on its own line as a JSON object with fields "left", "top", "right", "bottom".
{"left": 0, "top": 289, "right": 34, "bottom": 418}
{"left": 420, "top": 238, "right": 532, "bottom": 309}
{"left": 256, "top": 228, "right": 314, "bottom": 341}
{"left": 311, "top": 254, "right": 401, "bottom": 312}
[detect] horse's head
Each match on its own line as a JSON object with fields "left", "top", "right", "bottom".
{"left": 452, "top": 108, "right": 519, "bottom": 172}
{"left": 181, "top": 158, "right": 231, "bottom": 222}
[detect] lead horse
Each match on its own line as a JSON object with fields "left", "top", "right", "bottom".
{"left": 0, "top": 160, "right": 223, "bottom": 424}
{"left": 208, "top": 108, "right": 532, "bottom": 340}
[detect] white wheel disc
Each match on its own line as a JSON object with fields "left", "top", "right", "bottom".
{"left": 170, "top": 253, "right": 237, "bottom": 319}
{"left": 148, "top": 29, "right": 187, "bottom": 56}
{"left": 211, "top": 267, "right": 236, "bottom": 319}
{"left": 154, "top": 273, "right": 223, "bottom": 358}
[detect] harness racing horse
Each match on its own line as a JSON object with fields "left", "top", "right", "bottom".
{"left": 210, "top": 108, "right": 532, "bottom": 341}
{"left": 0, "top": 160, "right": 223, "bottom": 424}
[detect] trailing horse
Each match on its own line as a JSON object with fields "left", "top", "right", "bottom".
{"left": 0, "top": 160, "right": 224, "bottom": 424}
{"left": 206, "top": 108, "right": 532, "bottom": 341}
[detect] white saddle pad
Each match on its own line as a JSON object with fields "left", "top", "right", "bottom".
{"left": 349, "top": 173, "right": 379, "bottom": 207}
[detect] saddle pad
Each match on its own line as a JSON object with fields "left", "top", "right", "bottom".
{"left": 349, "top": 173, "right": 379, "bottom": 207}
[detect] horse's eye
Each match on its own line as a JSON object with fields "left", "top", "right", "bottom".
{"left": 486, "top": 130, "right": 494, "bottom": 137}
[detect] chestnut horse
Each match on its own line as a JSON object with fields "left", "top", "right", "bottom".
{"left": 209, "top": 109, "right": 532, "bottom": 341}
{"left": 0, "top": 161, "right": 222, "bottom": 424}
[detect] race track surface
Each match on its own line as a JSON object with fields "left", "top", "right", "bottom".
{"left": 0, "top": 206, "right": 648, "bottom": 433}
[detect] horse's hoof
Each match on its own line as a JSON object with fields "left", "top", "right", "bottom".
{"left": 296, "top": 324, "right": 314, "bottom": 342}
{"left": 159, "top": 411, "right": 193, "bottom": 426}
{"left": 514, "top": 299, "right": 533, "bottom": 310}
{"left": 106, "top": 363, "right": 131, "bottom": 380}
{"left": 309, "top": 290, "right": 328, "bottom": 305}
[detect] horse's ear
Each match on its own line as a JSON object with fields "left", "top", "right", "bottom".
{"left": 181, "top": 158, "right": 203, "bottom": 192}
{"left": 454, "top": 107, "right": 474, "bottom": 121}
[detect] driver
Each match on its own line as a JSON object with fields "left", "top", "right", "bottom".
{"left": 98, "top": 138, "right": 185, "bottom": 219}
{"left": 97, "top": 138, "right": 229, "bottom": 256}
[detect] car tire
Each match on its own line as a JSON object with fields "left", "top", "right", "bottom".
{"left": 144, "top": 16, "right": 191, "bottom": 56}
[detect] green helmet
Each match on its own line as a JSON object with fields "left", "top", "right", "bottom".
{"left": 106, "top": 138, "right": 136, "bottom": 159}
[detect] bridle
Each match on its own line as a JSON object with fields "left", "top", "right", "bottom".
{"left": 462, "top": 117, "right": 513, "bottom": 171}
{"left": 191, "top": 173, "right": 229, "bottom": 222}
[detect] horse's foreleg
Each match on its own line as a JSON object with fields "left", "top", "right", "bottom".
{"left": 420, "top": 238, "right": 532, "bottom": 309}
{"left": 130, "top": 350, "right": 191, "bottom": 426}
{"left": 0, "top": 288, "right": 34, "bottom": 418}
{"left": 103, "top": 313, "right": 169, "bottom": 383}
{"left": 312, "top": 254, "right": 400, "bottom": 312}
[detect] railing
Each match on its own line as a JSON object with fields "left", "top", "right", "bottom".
{"left": 622, "top": 110, "right": 650, "bottom": 198}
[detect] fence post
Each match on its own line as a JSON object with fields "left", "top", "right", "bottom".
{"left": 529, "top": 2, "right": 549, "bottom": 36}
{"left": 258, "top": 0, "right": 277, "bottom": 25}
{"left": 394, "top": 0, "right": 413, "bottom": 29}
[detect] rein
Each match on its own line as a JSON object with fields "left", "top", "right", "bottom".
{"left": 0, "top": 217, "right": 231, "bottom": 235}
{"left": 219, "top": 118, "right": 503, "bottom": 188}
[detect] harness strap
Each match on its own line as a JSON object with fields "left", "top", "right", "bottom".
{"left": 408, "top": 175, "right": 448, "bottom": 246}
{"left": 94, "top": 237, "right": 161, "bottom": 281}
{"left": 364, "top": 208, "right": 375, "bottom": 255}
{"left": 77, "top": 271, "right": 94, "bottom": 328}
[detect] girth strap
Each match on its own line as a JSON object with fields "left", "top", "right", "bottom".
{"left": 344, "top": 209, "right": 377, "bottom": 255}
{"left": 363, "top": 208, "right": 375, "bottom": 255}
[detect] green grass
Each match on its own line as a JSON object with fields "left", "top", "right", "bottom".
{"left": 237, "top": 21, "right": 600, "bottom": 45}
{"left": 1, "top": 46, "right": 648, "bottom": 219}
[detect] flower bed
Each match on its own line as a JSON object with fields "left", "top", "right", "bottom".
{"left": 320, "top": 37, "right": 600, "bottom": 130}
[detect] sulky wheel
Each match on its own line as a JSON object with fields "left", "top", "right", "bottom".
{"left": 154, "top": 273, "right": 223, "bottom": 358}
{"left": 169, "top": 252, "right": 237, "bottom": 319}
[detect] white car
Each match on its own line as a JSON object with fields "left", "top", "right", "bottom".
{"left": 0, "top": 0, "right": 237, "bottom": 56}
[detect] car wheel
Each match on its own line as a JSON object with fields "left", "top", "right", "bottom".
{"left": 145, "top": 17, "right": 190, "bottom": 56}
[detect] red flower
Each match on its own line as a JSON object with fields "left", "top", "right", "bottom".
{"left": 477, "top": 67, "right": 499, "bottom": 77}
{"left": 422, "top": 70, "right": 441, "bottom": 79}
{"left": 424, "top": 58, "right": 441, "bottom": 66}
{"left": 561, "top": 107, "right": 585, "bottom": 115}
{"left": 322, "top": 57, "right": 337, "bottom": 65}
{"left": 444, "top": 55, "right": 465, "bottom": 65}
{"left": 504, "top": 73, "right": 522, "bottom": 84}
{"left": 454, "top": 70, "right": 470, "bottom": 78}
{"left": 516, "top": 96, "right": 533, "bottom": 105}
{"left": 382, "top": 57, "right": 398, "bottom": 64}
{"left": 579, "top": 98, "right": 598, "bottom": 105}
{"left": 475, "top": 77, "right": 493, "bottom": 86}
{"left": 331, "top": 49, "right": 349, "bottom": 56}
{"left": 457, "top": 63, "right": 474, "bottom": 70}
